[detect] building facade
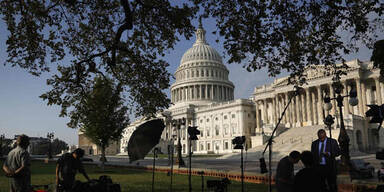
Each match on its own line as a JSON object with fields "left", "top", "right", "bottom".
{"left": 78, "top": 131, "right": 120, "bottom": 156}
{"left": 251, "top": 60, "right": 384, "bottom": 152}
{"left": 120, "top": 22, "right": 256, "bottom": 154}
{"left": 120, "top": 22, "right": 383, "bottom": 155}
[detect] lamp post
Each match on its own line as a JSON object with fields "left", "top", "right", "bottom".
{"left": 47, "top": 132, "right": 54, "bottom": 159}
{"left": 323, "top": 81, "right": 358, "bottom": 171}
{"left": 172, "top": 118, "right": 186, "bottom": 167}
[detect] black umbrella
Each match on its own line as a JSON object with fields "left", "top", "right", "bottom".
{"left": 128, "top": 119, "right": 165, "bottom": 163}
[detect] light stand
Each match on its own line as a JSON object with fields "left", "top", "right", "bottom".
{"left": 323, "top": 81, "right": 358, "bottom": 173}
{"left": 188, "top": 126, "right": 200, "bottom": 192}
{"left": 169, "top": 135, "right": 176, "bottom": 192}
{"left": 261, "top": 88, "right": 298, "bottom": 192}
{"left": 233, "top": 136, "right": 246, "bottom": 192}
{"left": 197, "top": 171, "right": 204, "bottom": 192}
{"left": 152, "top": 147, "right": 159, "bottom": 192}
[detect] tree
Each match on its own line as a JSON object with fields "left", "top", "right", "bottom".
{"left": 80, "top": 76, "right": 129, "bottom": 168}
{"left": 1, "top": 0, "right": 383, "bottom": 124}
{"left": 198, "top": 0, "right": 384, "bottom": 80}
{"left": 0, "top": 0, "right": 198, "bottom": 124}
{"left": 51, "top": 138, "right": 69, "bottom": 155}
{"left": 371, "top": 40, "right": 384, "bottom": 80}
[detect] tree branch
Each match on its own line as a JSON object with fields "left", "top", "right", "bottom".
{"left": 75, "top": 49, "right": 110, "bottom": 66}
{"left": 111, "top": 0, "right": 133, "bottom": 67}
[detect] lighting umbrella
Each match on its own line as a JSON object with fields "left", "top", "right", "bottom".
{"left": 128, "top": 119, "right": 165, "bottom": 163}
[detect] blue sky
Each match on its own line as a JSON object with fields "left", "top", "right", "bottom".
{"left": 0, "top": 14, "right": 381, "bottom": 146}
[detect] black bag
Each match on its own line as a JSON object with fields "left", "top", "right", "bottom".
{"left": 377, "top": 185, "right": 384, "bottom": 192}
{"left": 99, "top": 175, "right": 121, "bottom": 192}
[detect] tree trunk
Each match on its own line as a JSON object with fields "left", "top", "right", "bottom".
{"left": 100, "top": 146, "right": 107, "bottom": 171}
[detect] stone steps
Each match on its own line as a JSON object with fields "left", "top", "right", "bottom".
{"left": 219, "top": 124, "right": 339, "bottom": 160}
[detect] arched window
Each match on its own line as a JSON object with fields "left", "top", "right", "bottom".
{"left": 215, "top": 125, "right": 220, "bottom": 136}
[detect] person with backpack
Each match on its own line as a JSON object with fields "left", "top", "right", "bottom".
{"left": 56, "top": 148, "right": 90, "bottom": 191}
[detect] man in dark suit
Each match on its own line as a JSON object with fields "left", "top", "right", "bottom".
{"left": 311, "top": 129, "right": 340, "bottom": 192}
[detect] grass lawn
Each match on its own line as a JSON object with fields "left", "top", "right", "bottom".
{"left": 0, "top": 160, "right": 272, "bottom": 192}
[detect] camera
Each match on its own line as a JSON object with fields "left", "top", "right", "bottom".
{"left": 232, "top": 136, "right": 245, "bottom": 145}
{"left": 377, "top": 149, "right": 384, "bottom": 160}
{"left": 188, "top": 126, "right": 200, "bottom": 140}
{"left": 259, "top": 157, "right": 268, "bottom": 174}
{"left": 207, "top": 178, "right": 231, "bottom": 192}
{"left": 232, "top": 136, "right": 246, "bottom": 150}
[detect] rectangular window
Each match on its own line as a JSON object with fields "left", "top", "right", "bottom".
{"left": 224, "top": 142, "right": 229, "bottom": 150}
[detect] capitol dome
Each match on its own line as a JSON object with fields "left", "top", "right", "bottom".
{"left": 170, "top": 20, "right": 235, "bottom": 107}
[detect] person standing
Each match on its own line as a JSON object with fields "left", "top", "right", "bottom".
{"left": 275, "top": 150, "right": 301, "bottom": 192}
{"left": 2, "top": 135, "right": 31, "bottom": 192}
{"left": 56, "top": 148, "right": 90, "bottom": 191}
{"left": 293, "top": 151, "right": 321, "bottom": 192}
{"left": 311, "top": 129, "right": 340, "bottom": 192}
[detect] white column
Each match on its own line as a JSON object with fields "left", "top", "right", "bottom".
{"left": 361, "top": 81, "right": 367, "bottom": 113}
{"left": 311, "top": 88, "right": 318, "bottom": 125}
{"left": 256, "top": 101, "right": 260, "bottom": 129}
{"left": 263, "top": 99, "right": 268, "bottom": 125}
{"left": 306, "top": 88, "right": 312, "bottom": 125}
{"left": 289, "top": 93, "right": 294, "bottom": 126}
{"left": 356, "top": 79, "right": 363, "bottom": 115}
{"left": 172, "top": 90, "right": 175, "bottom": 103}
{"left": 284, "top": 92, "right": 292, "bottom": 127}
{"left": 301, "top": 92, "right": 306, "bottom": 123}
{"left": 317, "top": 86, "right": 324, "bottom": 124}
{"left": 222, "top": 86, "right": 225, "bottom": 101}
{"left": 296, "top": 93, "right": 301, "bottom": 126}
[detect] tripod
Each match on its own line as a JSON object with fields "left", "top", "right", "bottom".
{"left": 152, "top": 148, "right": 158, "bottom": 192}
{"left": 261, "top": 88, "right": 299, "bottom": 192}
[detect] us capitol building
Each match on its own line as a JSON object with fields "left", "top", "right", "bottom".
{"left": 118, "top": 23, "right": 384, "bottom": 156}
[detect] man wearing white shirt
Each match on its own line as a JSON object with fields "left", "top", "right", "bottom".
{"left": 311, "top": 129, "right": 340, "bottom": 192}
